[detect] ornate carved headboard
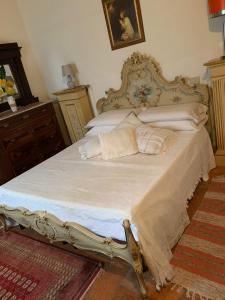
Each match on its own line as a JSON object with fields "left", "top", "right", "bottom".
{"left": 96, "top": 52, "right": 215, "bottom": 146}
{"left": 97, "top": 52, "right": 209, "bottom": 112}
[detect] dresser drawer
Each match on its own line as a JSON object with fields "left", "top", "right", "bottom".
{"left": 8, "top": 141, "right": 38, "bottom": 165}
{"left": 0, "top": 103, "right": 52, "bottom": 136}
{"left": 0, "top": 118, "right": 19, "bottom": 135}
{"left": 0, "top": 102, "right": 65, "bottom": 181}
{"left": 13, "top": 156, "right": 40, "bottom": 175}
{"left": 16, "top": 103, "right": 52, "bottom": 125}
{"left": 1, "top": 127, "right": 33, "bottom": 150}
{"left": 31, "top": 116, "right": 56, "bottom": 139}
{"left": 38, "top": 133, "right": 64, "bottom": 161}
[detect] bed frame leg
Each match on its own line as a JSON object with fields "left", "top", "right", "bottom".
{"left": 123, "top": 220, "right": 148, "bottom": 299}
{"left": 0, "top": 215, "right": 7, "bottom": 235}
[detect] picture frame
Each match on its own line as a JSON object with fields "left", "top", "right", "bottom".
{"left": 0, "top": 43, "right": 38, "bottom": 112}
{"left": 102, "top": 0, "right": 145, "bottom": 50}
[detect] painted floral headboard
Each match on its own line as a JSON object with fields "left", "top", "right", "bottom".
{"left": 96, "top": 52, "right": 215, "bottom": 146}
{"left": 97, "top": 52, "right": 209, "bottom": 112}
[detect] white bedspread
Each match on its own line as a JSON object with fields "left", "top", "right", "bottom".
{"left": 0, "top": 127, "right": 215, "bottom": 285}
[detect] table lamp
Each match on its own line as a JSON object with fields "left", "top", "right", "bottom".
{"left": 208, "top": 0, "right": 225, "bottom": 58}
{"left": 62, "top": 64, "right": 78, "bottom": 89}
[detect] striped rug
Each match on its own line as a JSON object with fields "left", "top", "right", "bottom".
{"left": 171, "top": 175, "right": 225, "bottom": 300}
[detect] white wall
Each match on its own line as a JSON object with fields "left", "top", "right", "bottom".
{"left": 0, "top": 0, "right": 48, "bottom": 101}
{"left": 16, "top": 0, "right": 222, "bottom": 113}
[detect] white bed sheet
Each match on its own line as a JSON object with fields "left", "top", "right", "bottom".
{"left": 0, "top": 127, "right": 216, "bottom": 285}
{"left": 0, "top": 128, "right": 215, "bottom": 242}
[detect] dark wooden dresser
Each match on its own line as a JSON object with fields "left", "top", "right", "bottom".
{"left": 0, "top": 102, "right": 65, "bottom": 185}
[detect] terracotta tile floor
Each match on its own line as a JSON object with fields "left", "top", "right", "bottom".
{"left": 12, "top": 167, "right": 225, "bottom": 300}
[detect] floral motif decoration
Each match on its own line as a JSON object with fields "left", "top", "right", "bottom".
{"left": 0, "top": 65, "right": 16, "bottom": 102}
{"left": 133, "top": 84, "right": 152, "bottom": 104}
{"left": 131, "top": 84, "right": 161, "bottom": 107}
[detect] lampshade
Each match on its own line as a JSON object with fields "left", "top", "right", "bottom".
{"left": 62, "top": 64, "right": 74, "bottom": 77}
{"left": 208, "top": 0, "right": 225, "bottom": 18}
{"left": 61, "top": 64, "right": 79, "bottom": 89}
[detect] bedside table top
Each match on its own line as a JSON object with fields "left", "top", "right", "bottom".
{"left": 53, "top": 85, "right": 89, "bottom": 96}
{"left": 204, "top": 58, "right": 225, "bottom": 67}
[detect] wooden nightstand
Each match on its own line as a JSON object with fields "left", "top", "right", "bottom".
{"left": 204, "top": 59, "right": 225, "bottom": 166}
{"left": 54, "top": 86, "right": 94, "bottom": 143}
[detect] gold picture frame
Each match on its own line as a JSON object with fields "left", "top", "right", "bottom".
{"left": 102, "top": 0, "right": 145, "bottom": 50}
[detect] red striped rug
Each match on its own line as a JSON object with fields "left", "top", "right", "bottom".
{"left": 0, "top": 231, "right": 100, "bottom": 299}
{"left": 171, "top": 175, "right": 225, "bottom": 300}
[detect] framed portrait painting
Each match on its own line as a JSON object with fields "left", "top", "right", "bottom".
{"left": 102, "top": 0, "right": 145, "bottom": 50}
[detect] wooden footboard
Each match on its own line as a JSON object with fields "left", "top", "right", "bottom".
{"left": 0, "top": 205, "right": 148, "bottom": 299}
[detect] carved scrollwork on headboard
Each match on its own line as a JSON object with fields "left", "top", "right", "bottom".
{"left": 96, "top": 52, "right": 209, "bottom": 113}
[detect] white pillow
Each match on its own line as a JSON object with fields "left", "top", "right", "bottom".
{"left": 116, "top": 112, "right": 143, "bottom": 129}
{"left": 138, "top": 103, "right": 207, "bottom": 124}
{"left": 149, "top": 115, "right": 208, "bottom": 131}
{"left": 86, "top": 108, "right": 139, "bottom": 128}
{"left": 99, "top": 127, "right": 138, "bottom": 160}
{"left": 78, "top": 137, "right": 101, "bottom": 160}
{"left": 136, "top": 125, "right": 174, "bottom": 155}
{"left": 86, "top": 125, "right": 115, "bottom": 137}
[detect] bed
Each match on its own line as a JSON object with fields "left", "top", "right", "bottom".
{"left": 0, "top": 52, "right": 215, "bottom": 299}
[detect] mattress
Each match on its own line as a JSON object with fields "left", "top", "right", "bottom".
{"left": 0, "top": 127, "right": 215, "bottom": 241}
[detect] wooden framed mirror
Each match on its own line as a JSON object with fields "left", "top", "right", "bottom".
{"left": 0, "top": 43, "right": 38, "bottom": 113}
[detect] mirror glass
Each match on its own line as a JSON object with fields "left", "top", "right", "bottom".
{"left": 0, "top": 64, "right": 20, "bottom": 104}
{"left": 0, "top": 42, "right": 38, "bottom": 113}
